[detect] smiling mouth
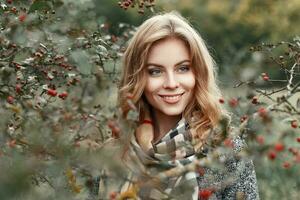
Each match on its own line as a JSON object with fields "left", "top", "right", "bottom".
{"left": 158, "top": 93, "right": 184, "bottom": 104}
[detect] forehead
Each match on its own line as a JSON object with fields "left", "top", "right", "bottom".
{"left": 146, "top": 37, "right": 190, "bottom": 65}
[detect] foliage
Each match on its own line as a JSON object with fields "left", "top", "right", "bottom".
{"left": 223, "top": 38, "right": 300, "bottom": 199}
{"left": 0, "top": 0, "right": 132, "bottom": 199}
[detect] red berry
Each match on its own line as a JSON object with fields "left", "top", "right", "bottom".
{"left": 199, "top": 189, "right": 213, "bottom": 200}
{"left": 297, "top": 137, "right": 300, "bottom": 143}
{"left": 282, "top": 161, "right": 291, "bottom": 169}
{"left": 274, "top": 143, "right": 284, "bottom": 152}
{"left": 7, "top": 96, "right": 14, "bottom": 104}
{"left": 268, "top": 151, "right": 277, "bottom": 160}
{"left": 124, "top": 1, "right": 130, "bottom": 7}
{"left": 229, "top": 98, "right": 238, "bottom": 107}
{"left": 291, "top": 120, "right": 298, "bottom": 129}
{"left": 251, "top": 96, "right": 258, "bottom": 104}
{"left": 261, "top": 72, "right": 270, "bottom": 81}
{"left": 19, "top": 13, "right": 26, "bottom": 22}
{"left": 6, "top": 0, "right": 13, "bottom": 4}
{"left": 58, "top": 91, "right": 68, "bottom": 99}
{"left": 109, "top": 191, "right": 118, "bottom": 199}
{"left": 262, "top": 75, "right": 269, "bottom": 81}
{"left": 219, "top": 98, "right": 225, "bottom": 104}
{"left": 256, "top": 135, "right": 265, "bottom": 145}
{"left": 15, "top": 84, "right": 21, "bottom": 93}
{"left": 47, "top": 89, "right": 57, "bottom": 97}
{"left": 257, "top": 107, "right": 267, "bottom": 118}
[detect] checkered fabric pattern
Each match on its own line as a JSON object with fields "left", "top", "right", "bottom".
{"left": 128, "top": 118, "right": 199, "bottom": 200}
{"left": 90, "top": 117, "right": 260, "bottom": 200}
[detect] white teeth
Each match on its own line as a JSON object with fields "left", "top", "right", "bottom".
{"left": 163, "top": 95, "right": 181, "bottom": 100}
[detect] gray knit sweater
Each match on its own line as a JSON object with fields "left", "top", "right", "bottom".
{"left": 195, "top": 136, "right": 260, "bottom": 200}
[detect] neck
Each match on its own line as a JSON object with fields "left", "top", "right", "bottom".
{"left": 152, "top": 110, "right": 181, "bottom": 143}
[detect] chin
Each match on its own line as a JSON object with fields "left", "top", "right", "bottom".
{"left": 160, "top": 107, "right": 185, "bottom": 116}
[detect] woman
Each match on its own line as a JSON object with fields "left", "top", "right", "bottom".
{"left": 115, "top": 11, "right": 259, "bottom": 200}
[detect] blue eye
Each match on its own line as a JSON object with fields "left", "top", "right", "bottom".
{"left": 177, "top": 65, "right": 190, "bottom": 73}
{"left": 148, "top": 68, "right": 162, "bottom": 76}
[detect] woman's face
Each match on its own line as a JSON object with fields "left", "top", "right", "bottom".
{"left": 144, "top": 37, "right": 195, "bottom": 117}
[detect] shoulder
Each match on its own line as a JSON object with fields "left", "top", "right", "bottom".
{"left": 197, "top": 133, "right": 260, "bottom": 199}
{"left": 222, "top": 136, "right": 260, "bottom": 199}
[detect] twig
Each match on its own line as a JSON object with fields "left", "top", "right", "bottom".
{"left": 270, "top": 108, "right": 300, "bottom": 115}
{"left": 255, "top": 89, "right": 276, "bottom": 102}
{"left": 287, "top": 62, "right": 297, "bottom": 92}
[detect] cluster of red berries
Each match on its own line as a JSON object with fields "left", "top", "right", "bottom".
{"left": 118, "top": 0, "right": 155, "bottom": 14}
{"left": 218, "top": 97, "right": 241, "bottom": 108}
{"left": 267, "top": 142, "right": 284, "bottom": 161}
{"left": 47, "top": 89, "right": 68, "bottom": 100}
{"left": 3, "top": 0, "right": 28, "bottom": 22}
{"left": 267, "top": 142, "right": 300, "bottom": 169}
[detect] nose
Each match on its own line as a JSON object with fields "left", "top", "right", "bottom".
{"left": 163, "top": 72, "right": 179, "bottom": 89}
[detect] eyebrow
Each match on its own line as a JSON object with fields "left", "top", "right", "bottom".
{"left": 146, "top": 59, "right": 191, "bottom": 68}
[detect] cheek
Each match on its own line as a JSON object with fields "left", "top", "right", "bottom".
{"left": 189, "top": 77, "right": 196, "bottom": 89}
{"left": 181, "top": 74, "right": 196, "bottom": 90}
{"left": 145, "top": 78, "right": 163, "bottom": 94}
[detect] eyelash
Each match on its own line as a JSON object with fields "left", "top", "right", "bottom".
{"left": 147, "top": 65, "right": 190, "bottom": 76}
{"left": 177, "top": 65, "right": 190, "bottom": 72}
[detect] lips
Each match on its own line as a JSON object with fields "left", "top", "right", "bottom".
{"left": 158, "top": 93, "right": 184, "bottom": 104}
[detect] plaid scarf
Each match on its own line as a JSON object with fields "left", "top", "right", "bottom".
{"left": 123, "top": 118, "right": 199, "bottom": 200}
{"left": 92, "top": 115, "right": 261, "bottom": 200}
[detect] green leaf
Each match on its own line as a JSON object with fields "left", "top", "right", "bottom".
{"left": 28, "top": 0, "right": 52, "bottom": 13}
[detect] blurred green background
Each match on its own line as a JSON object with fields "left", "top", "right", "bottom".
{"left": 98, "top": 0, "right": 300, "bottom": 82}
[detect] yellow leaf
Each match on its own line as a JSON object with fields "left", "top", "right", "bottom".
{"left": 118, "top": 184, "right": 138, "bottom": 200}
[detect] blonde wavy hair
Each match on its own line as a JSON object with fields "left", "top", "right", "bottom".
{"left": 118, "top": 11, "right": 228, "bottom": 139}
